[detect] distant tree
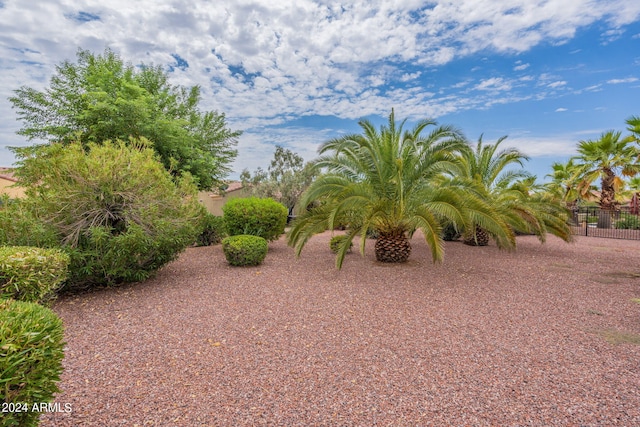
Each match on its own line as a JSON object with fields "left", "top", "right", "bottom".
{"left": 240, "top": 145, "right": 317, "bottom": 215}
{"left": 9, "top": 48, "right": 241, "bottom": 190}
{"left": 573, "top": 130, "right": 640, "bottom": 211}
{"left": 545, "top": 158, "right": 594, "bottom": 209}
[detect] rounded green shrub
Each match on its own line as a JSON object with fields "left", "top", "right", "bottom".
{"left": 223, "top": 197, "right": 288, "bottom": 241}
{"left": 195, "top": 212, "right": 227, "bottom": 246}
{"left": 0, "top": 246, "right": 69, "bottom": 304}
{"left": 329, "top": 235, "right": 353, "bottom": 254}
{"left": 222, "top": 235, "right": 268, "bottom": 266}
{"left": 0, "top": 299, "right": 65, "bottom": 427}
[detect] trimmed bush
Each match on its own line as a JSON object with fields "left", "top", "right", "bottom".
{"left": 1, "top": 299, "right": 65, "bottom": 427}
{"left": 615, "top": 215, "right": 640, "bottom": 230}
{"left": 223, "top": 197, "right": 288, "bottom": 241}
{"left": 196, "top": 212, "right": 227, "bottom": 246}
{"left": 330, "top": 235, "right": 353, "bottom": 254}
{"left": 222, "top": 235, "right": 268, "bottom": 266}
{"left": 0, "top": 247, "right": 69, "bottom": 304}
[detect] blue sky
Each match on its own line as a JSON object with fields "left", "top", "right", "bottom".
{"left": 0, "top": 0, "right": 639, "bottom": 183}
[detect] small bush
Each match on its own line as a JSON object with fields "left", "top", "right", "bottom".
{"left": 0, "top": 299, "right": 65, "bottom": 427}
{"left": 330, "top": 235, "right": 353, "bottom": 254}
{"left": 441, "top": 223, "right": 460, "bottom": 241}
{"left": 615, "top": 215, "right": 640, "bottom": 230}
{"left": 222, "top": 235, "right": 268, "bottom": 266}
{"left": 0, "top": 247, "right": 69, "bottom": 304}
{"left": 223, "top": 197, "right": 288, "bottom": 241}
{"left": 196, "top": 212, "right": 227, "bottom": 246}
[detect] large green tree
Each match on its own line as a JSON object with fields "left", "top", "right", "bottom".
{"left": 287, "top": 110, "right": 515, "bottom": 268}
{"left": 9, "top": 48, "right": 241, "bottom": 190}
{"left": 573, "top": 130, "right": 640, "bottom": 211}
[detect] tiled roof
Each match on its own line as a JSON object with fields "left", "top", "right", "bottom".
{"left": 0, "top": 168, "right": 17, "bottom": 182}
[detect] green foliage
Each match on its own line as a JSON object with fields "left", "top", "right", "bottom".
{"left": 196, "top": 212, "right": 227, "bottom": 246}
{"left": 240, "top": 146, "right": 317, "bottom": 213}
{"left": 0, "top": 247, "right": 69, "bottom": 304}
{"left": 615, "top": 215, "right": 640, "bottom": 230}
{"left": 329, "top": 235, "right": 353, "bottom": 254}
{"left": 572, "top": 130, "right": 640, "bottom": 211}
{"left": 221, "top": 235, "right": 268, "bottom": 266}
{"left": 0, "top": 299, "right": 65, "bottom": 427}
{"left": 9, "top": 48, "right": 241, "bottom": 190}
{"left": 223, "top": 197, "right": 288, "bottom": 241}
{"left": 11, "top": 139, "right": 202, "bottom": 289}
{"left": 0, "top": 199, "right": 59, "bottom": 249}
{"left": 441, "top": 223, "right": 461, "bottom": 241}
{"left": 288, "top": 109, "right": 515, "bottom": 268}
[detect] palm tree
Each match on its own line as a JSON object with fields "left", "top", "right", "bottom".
{"left": 574, "top": 130, "right": 640, "bottom": 212}
{"left": 452, "top": 135, "right": 572, "bottom": 245}
{"left": 545, "top": 158, "right": 594, "bottom": 210}
{"left": 287, "top": 110, "right": 515, "bottom": 268}
{"left": 626, "top": 115, "right": 640, "bottom": 143}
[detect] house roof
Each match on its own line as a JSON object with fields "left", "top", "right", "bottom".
{"left": 0, "top": 168, "right": 17, "bottom": 183}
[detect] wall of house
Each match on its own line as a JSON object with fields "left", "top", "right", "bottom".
{"left": 197, "top": 188, "right": 250, "bottom": 216}
{"left": 0, "top": 178, "right": 25, "bottom": 198}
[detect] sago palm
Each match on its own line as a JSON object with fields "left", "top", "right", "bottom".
{"left": 287, "top": 110, "right": 515, "bottom": 268}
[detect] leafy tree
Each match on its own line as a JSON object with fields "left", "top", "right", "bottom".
{"left": 9, "top": 48, "right": 241, "bottom": 190}
{"left": 573, "top": 130, "right": 640, "bottom": 211}
{"left": 627, "top": 115, "right": 640, "bottom": 143}
{"left": 12, "top": 138, "right": 202, "bottom": 289}
{"left": 288, "top": 110, "right": 515, "bottom": 268}
{"left": 240, "top": 145, "right": 317, "bottom": 215}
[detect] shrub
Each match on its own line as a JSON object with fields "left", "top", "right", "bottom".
{"left": 0, "top": 199, "right": 58, "bottom": 249}
{"left": 329, "top": 235, "right": 353, "bottom": 254}
{"left": 0, "top": 299, "right": 65, "bottom": 427}
{"left": 615, "top": 215, "right": 640, "bottom": 230}
{"left": 441, "top": 223, "right": 461, "bottom": 241}
{"left": 0, "top": 247, "right": 69, "bottom": 304}
{"left": 222, "top": 235, "right": 268, "bottom": 266}
{"left": 11, "top": 140, "right": 203, "bottom": 289}
{"left": 196, "top": 212, "right": 227, "bottom": 246}
{"left": 223, "top": 197, "right": 287, "bottom": 241}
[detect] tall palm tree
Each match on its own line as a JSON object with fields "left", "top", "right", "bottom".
{"left": 574, "top": 130, "right": 640, "bottom": 211}
{"left": 452, "top": 135, "right": 572, "bottom": 245}
{"left": 287, "top": 110, "right": 515, "bottom": 268}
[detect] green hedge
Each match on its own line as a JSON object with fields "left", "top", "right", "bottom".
{"left": 615, "top": 215, "right": 640, "bottom": 230}
{"left": 222, "top": 235, "right": 268, "bottom": 266}
{"left": 1, "top": 299, "right": 65, "bottom": 427}
{"left": 0, "top": 247, "right": 69, "bottom": 304}
{"left": 223, "top": 197, "right": 287, "bottom": 241}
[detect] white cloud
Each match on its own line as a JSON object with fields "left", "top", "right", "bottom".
{"left": 474, "top": 77, "right": 512, "bottom": 91}
{"left": 555, "top": 108, "right": 568, "bottom": 112}
{"left": 0, "top": 0, "right": 639, "bottom": 170}
{"left": 548, "top": 81, "right": 567, "bottom": 88}
{"left": 607, "top": 77, "right": 639, "bottom": 84}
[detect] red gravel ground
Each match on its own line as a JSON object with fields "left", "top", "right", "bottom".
{"left": 40, "top": 232, "right": 639, "bottom": 426}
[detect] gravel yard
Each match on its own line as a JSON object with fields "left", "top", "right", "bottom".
{"left": 41, "top": 232, "right": 640, "bottom": 426}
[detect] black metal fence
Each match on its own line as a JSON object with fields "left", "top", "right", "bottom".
{"left": 570, "top": 207, "right": 640, "bottom": 240}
